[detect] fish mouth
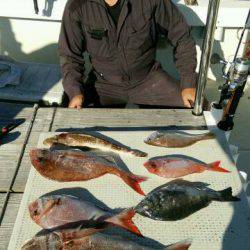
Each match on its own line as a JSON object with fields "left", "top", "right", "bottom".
{"left": 143, "top": 162, "right": 152, "bottom": 172}
{"left": 29, "top": 149, "right": 41, "bottom": 166}
{"left": 43, "top": 137, "right": 55, "bottom": 146}
{"left": 29, "top": 148, "right": 38, "bottom": 159}
{"left": 144, "top": 131, "right": 159, "bottom": 143}
{"left": 29, "top": 149, "right": 48, "bottom": 169}
{"left": 28, "top": 200, "right": 41, "bottom": 224}
{"left": 143, "top": 161, "right": 157, "bottom": 173}
{"left": 28, "top": 200, "right": 38, "bottom": 214}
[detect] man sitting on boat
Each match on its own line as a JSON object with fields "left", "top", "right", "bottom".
{"left": 59, "top": 0, "right": 197, "bottom": 109}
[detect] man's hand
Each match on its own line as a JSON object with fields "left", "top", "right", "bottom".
{"left": 68, "top": 94, "right": 84, "bottom": 109}
{"left": 181, "top": 88, "right": 196, "bottom": 108}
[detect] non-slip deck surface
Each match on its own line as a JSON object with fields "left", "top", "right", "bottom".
{"left": 9, "top": 130, "right": 250, "bottom": 250}
{"left": 12, "top": 108, "right": 206, "bottom": 193}
{"left": 1, "top": 108, "right": 206, "bottom": 248}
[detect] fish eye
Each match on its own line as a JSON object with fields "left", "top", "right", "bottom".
{"left": 56, "top": 198, "right": 62, "bottom": 205}
{"left": 37, "top": 157, "right": 44, "bottom": 163}
{"left": 150, "top": 162, "right": 157, "bottom": 168}
{"left": 33, "top": 209, "right": 39, "bottom": 216}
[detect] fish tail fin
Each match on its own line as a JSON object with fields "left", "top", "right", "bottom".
{"left": 120, "top": 172, "right": 147, "bottom": 196}
{"left": 165, "top": 239, "right": 192, "bottom": 250}
{"left": 203, "top": 131, "right": 215, "bottom": 140}
{"left": 207, "top": 161, "right": 230, "bottom": 173}
{"left": 214, "top": 187, "right": 240, "bottom": 201}
{"left": 107, "top": 209, "right": 142, "bottom": 236}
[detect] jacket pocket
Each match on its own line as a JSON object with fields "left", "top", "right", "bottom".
{"left": 84, "top": 25, "right": 112, "bottom": 58}
{"left": 127, "top": 19, "right": 154, "bottom": 55}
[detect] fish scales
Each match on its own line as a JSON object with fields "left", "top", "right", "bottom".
{"left": 22, "top": 233, "right": 192, "bottom": 250}
{"left": 144, "top": 131, "right": 215, "bottom": 148}
{"left": 29, "top": 149, "right": 147, "bottom": 195}
{"left": 29, "top": 195, "right": 141, "bottom": 236}
{"left": 135, "top": 179, "right": 240, "bottom": 221}
{"left": 144, "top": 156, "right": 230, "bottom": 178}
{"left": 44, "top": 133, "right": 147, "bottom": 157}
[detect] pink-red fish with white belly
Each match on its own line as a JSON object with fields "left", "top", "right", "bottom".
{"left": 143, "top": 156, "right": 230, "bottom": 178}
{"left": 29, "top": 194, "right": 141, "bottom": 236}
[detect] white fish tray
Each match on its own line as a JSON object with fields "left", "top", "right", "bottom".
{"left": 8, "top": 130, "right": 250, "bottom": 250}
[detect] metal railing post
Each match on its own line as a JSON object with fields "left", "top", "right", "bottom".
{"left": 193, "top": 0, "right": 221, "bottom": 116}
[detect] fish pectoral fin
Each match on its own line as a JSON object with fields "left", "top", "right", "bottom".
{"left": 63, "top": 240, "right": 75, "bottom": 248}
{"left": 165, "top": 238, "right": 192, "bottom": 250}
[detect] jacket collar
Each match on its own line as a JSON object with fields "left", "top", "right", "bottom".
{"left": 88, "top": 0, "right": 129, "bottom": 8}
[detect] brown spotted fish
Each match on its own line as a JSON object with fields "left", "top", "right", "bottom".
{"left": 144, "top": 157, "right": 230, "bottom": 178}
{"left": 144, "top": 131, "right": 215, "bottom": 148}
{"left": 22, "top": 232, "right": 192, "bottom": 250}
{"left": 29, "top": 194, "right": 141, "bottom": 236}
{"left": 43, "top": 133, "right": 147, "bottom": 157}
{"left": 135, "top": 179, "right": 240, "bottom": 221}
{"left": 29, "top": 149, "right": 147, "bottom": 195}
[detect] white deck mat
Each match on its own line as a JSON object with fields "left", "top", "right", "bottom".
{"left": 9, "top": 130, "right": 250, "bottom": 250}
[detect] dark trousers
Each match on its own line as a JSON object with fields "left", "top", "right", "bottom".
{"left": 83, "top": 65, "right": 185, "bottom": 108}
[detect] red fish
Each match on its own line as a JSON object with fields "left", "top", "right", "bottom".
{"left": 29, "top": 149, "right": 147, "bottom": 195}
{"left": 29, "top": 194, "right": 142, "bottom": 236}
{"left": 143, "top": 156, "right": 230, "bottom": 178}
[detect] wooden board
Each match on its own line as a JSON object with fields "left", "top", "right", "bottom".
{"left": 0, "top": 102, "right": 35, "bottom": 191}
{"left": 12, "top": 108, "right": 55, "bottom": 192}
{"left": 12, "top": 108, "right": 206, "bottom": 192}
{"left": 52, "top": 108, "right": 206, "bottom": 130}
{"left": 0, "top": 194, "right": 22, "bottom": 250}
{"left": 0, "top": 193, "right": 7, "bottom": 219}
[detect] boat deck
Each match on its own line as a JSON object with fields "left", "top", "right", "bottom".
{"left": 0, "top": 104, "right": 206, "bottom": 249}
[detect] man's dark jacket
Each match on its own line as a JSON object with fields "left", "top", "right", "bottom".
{"left": 59, "top": 0, "right": 197, "bottom": 100}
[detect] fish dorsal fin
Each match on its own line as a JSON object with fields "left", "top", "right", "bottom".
{"left": 165, "top": 179, "right": 210, "bottom": 189}
{"left": 148, "top": 179, "right": 210, "bottom": 195}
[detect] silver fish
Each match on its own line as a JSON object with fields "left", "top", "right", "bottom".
{"left": 144, "top": 131, "right": 215, "bottom": 148}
